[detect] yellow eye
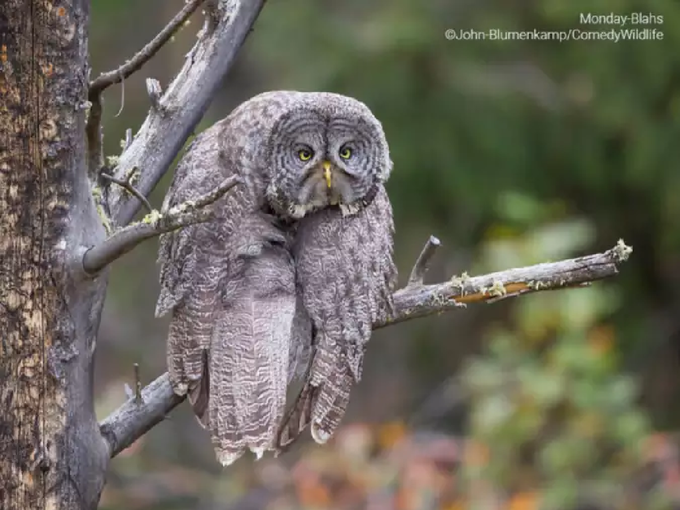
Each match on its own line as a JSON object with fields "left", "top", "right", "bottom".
{"left": 339, "top": 146, "right": 352, "bottom": 159}
{"left": 298, "top": 149, "right": 313, "bottom": 161}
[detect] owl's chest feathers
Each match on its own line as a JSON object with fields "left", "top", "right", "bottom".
{"left": 264, "top": 182, "right": 380, "bottom": 222}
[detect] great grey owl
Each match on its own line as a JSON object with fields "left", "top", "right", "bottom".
{"left": 155, "top": 91, "right": 397, "bottom": 466}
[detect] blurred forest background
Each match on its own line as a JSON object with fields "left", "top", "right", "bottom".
{"left": 92, "top": 0, "right": 680, "bottom": 508}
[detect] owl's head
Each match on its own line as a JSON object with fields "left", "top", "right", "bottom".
{"left": 264, "top": 92, "right": 391, "bottom": 219}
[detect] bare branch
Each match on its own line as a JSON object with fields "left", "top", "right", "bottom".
{"left": 98, "top": 240, "right": 633, "bottom": 458}
{"left": 100, "top": 373, "right": 182, "bottom": 458}
{"left": 100, "top": 172, "right": 153, "bottom": 214}
{"left": 82, "top": 176, "right": 240, "bottom": 275}
{"left": 108, "top": 0, "right": 266, "bottom": 227}
{"left": 407, "top": 235, "right": 441, "bottom": 287}
{"left": 386, "top": 239, "right": 632, "bottom": 326}
{"left": 88, "top": 0, "right": 205, "bottom": 96}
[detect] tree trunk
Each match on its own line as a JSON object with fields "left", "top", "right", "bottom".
{"left": 0, "top": 1, "right": 109, "bottom": 509}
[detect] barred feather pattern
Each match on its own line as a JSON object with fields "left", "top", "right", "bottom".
{"left": 155, "top": 92, "right": 315, "bottom": 466}
{"left": 156, "top": 90, "right": 395, "bottom": 464}
{"left": 277, "top": 185, "right": 397, "bottom": 448}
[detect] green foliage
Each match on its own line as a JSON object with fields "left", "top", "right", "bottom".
{"left": 461, "top": 228, "right": 671, "bottom": 509}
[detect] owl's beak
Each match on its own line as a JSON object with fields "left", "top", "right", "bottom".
{"left": 322, "top": 160, "right": 332, "bottom": 188}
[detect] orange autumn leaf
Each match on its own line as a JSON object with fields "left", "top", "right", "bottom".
{"left": 507, "top": 491, "right": 539, "bottom": 510}
{"left": 442, "top": 499, "right": 467, "bottom": 510}
{"left": 588, "top": 325, "right": 614, "bottom": 355}
{"left": 378, "top": 421, "right": 408, "bottom": 450}
{"left": 463, "top": 440, "right": 489, "bottom": 467}
{"left": 295, "top": 476, "right": 331, "bottom": 508}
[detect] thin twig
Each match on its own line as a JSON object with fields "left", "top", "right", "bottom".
{"left": 134, "top": 363, "right": 143, "bottom": 405}
{"left": 123, "top": 129, "right": 133, "bottom": 151}
{"left": 100, "top": 172, "right": 152, "bottom": 214}
{"left": 98, "top": 240, "right": 633, "bottom": 458}
{"left": 407, "top": 235, "right": 441, "bottom": 287}
{"left": 113, "top": 72, "right": 125, "bottom": 118}
{"left": 88, "top": 0, "right": 205, "bottom": 96}
{"left": 146, "top": 78, "right": 163, "bottom": 111}
{"left": 82, "top": 176, "right": 240, "bottom": 275}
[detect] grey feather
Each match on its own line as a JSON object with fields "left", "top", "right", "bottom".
{"left": 207, "top": 214, "right": 296, "bottom": 464}
{"left": 278, "top": 185, "right": 397, "bottom": 448}
{"left": 156, "top": 93, "right": 307, "bottom": 464}
{"left": 156, "top": 90, "right": 396, "bottom": 464}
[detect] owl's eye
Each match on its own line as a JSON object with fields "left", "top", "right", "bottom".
{"left": 298, "top": 148, "right": 313, "bottom": 161}
{"left": 339, "top": 146, "right": 352, "bottom": 159}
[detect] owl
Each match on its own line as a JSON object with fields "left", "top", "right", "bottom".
{"left": 155, "top": 91, "right": 397, "bottom": 466}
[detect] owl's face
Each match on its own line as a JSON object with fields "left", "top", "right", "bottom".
{"left": 265, "top": 93, "right": 391, "bottom": 219}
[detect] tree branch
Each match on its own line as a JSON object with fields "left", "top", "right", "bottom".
{"left": 387, "top": 239, "right": 632, "bottom": 325}
{"left": 108, "top": 0, "right": 266, "bottom": 227}
{"left": 98, "top": 240, "right": 633, "bottom": 458}
{"left": 88, "top": 0, "right": 205, "bottom": 96}
{"left": 407, "top": 235, "right": 441, "bottom": 287}
{"left": 100, "top": 171, "right": 153, "bottom": 214}
{"left": 82, "top": 176, "right": 240, "bottom": 275}
{"left": 100, "top": 373, "right": 182, "bottom": 458}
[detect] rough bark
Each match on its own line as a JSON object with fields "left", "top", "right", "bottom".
{"left": 0, "top": 2, "right": 109, "bottom": 509}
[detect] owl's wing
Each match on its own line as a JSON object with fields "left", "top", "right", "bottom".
{"left": 156, "top": 128, "right": 236, "bottom": 394}
{"left": 277, "top": 185, "right": 397, "bottom": 449}
{"left": 155, "top": 125, "right": 302, "bottom": 465}
{"left": 206, "top": 216, "right": 299, "bottom": 465}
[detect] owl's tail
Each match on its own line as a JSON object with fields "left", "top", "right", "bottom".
{"left": 208, "top": 292, "right": 294, "bottom": 467}
{"left": 308, "top": 362, "right": 353, "bottom": 444}
{"left": 188, "top": 349, "right": 210, "bottom": 428}
{"left": 276, "top": 355, "right": 354, "bottom": 450}
{"left": 276, "top": 380, "right": 318, "bottom": 451}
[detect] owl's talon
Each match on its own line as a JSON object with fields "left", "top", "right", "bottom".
{"left": 172, "top": 382, "right": 189, "bottom": 396}
{"left": 311, "top": 423, "right": 331, "bottom": 444}
{"left": 250, "top": 446, "right": 265, "bottom": 460}
{"left": 216, "top": 448, "right": 243, "bottom": 467}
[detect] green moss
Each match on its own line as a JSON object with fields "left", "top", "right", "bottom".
{"left": 127, "top": 167, "right": 140, "bottom": 186}
{"left": 96, "top": 203, "right": 112, "bottom": 235}
{"left": 106, "top": 155, "right": 120, "bottom": 167}
{"left": 91, "top": 185, "right": 111, "bottom": 234}
{"left": 142, "top": 210, "right": 162, "bottom": 225}
{"left": 484, "top": 280, "right": 507, "bottom": 298}
{"left": 613, "top": 239, "right": 633, "bottom": 262}
{"left": 527, "top": 280, "right": 545, "bottom": 290}
{"left": 451, "top": 271, "right": 471, "bottom": 292}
